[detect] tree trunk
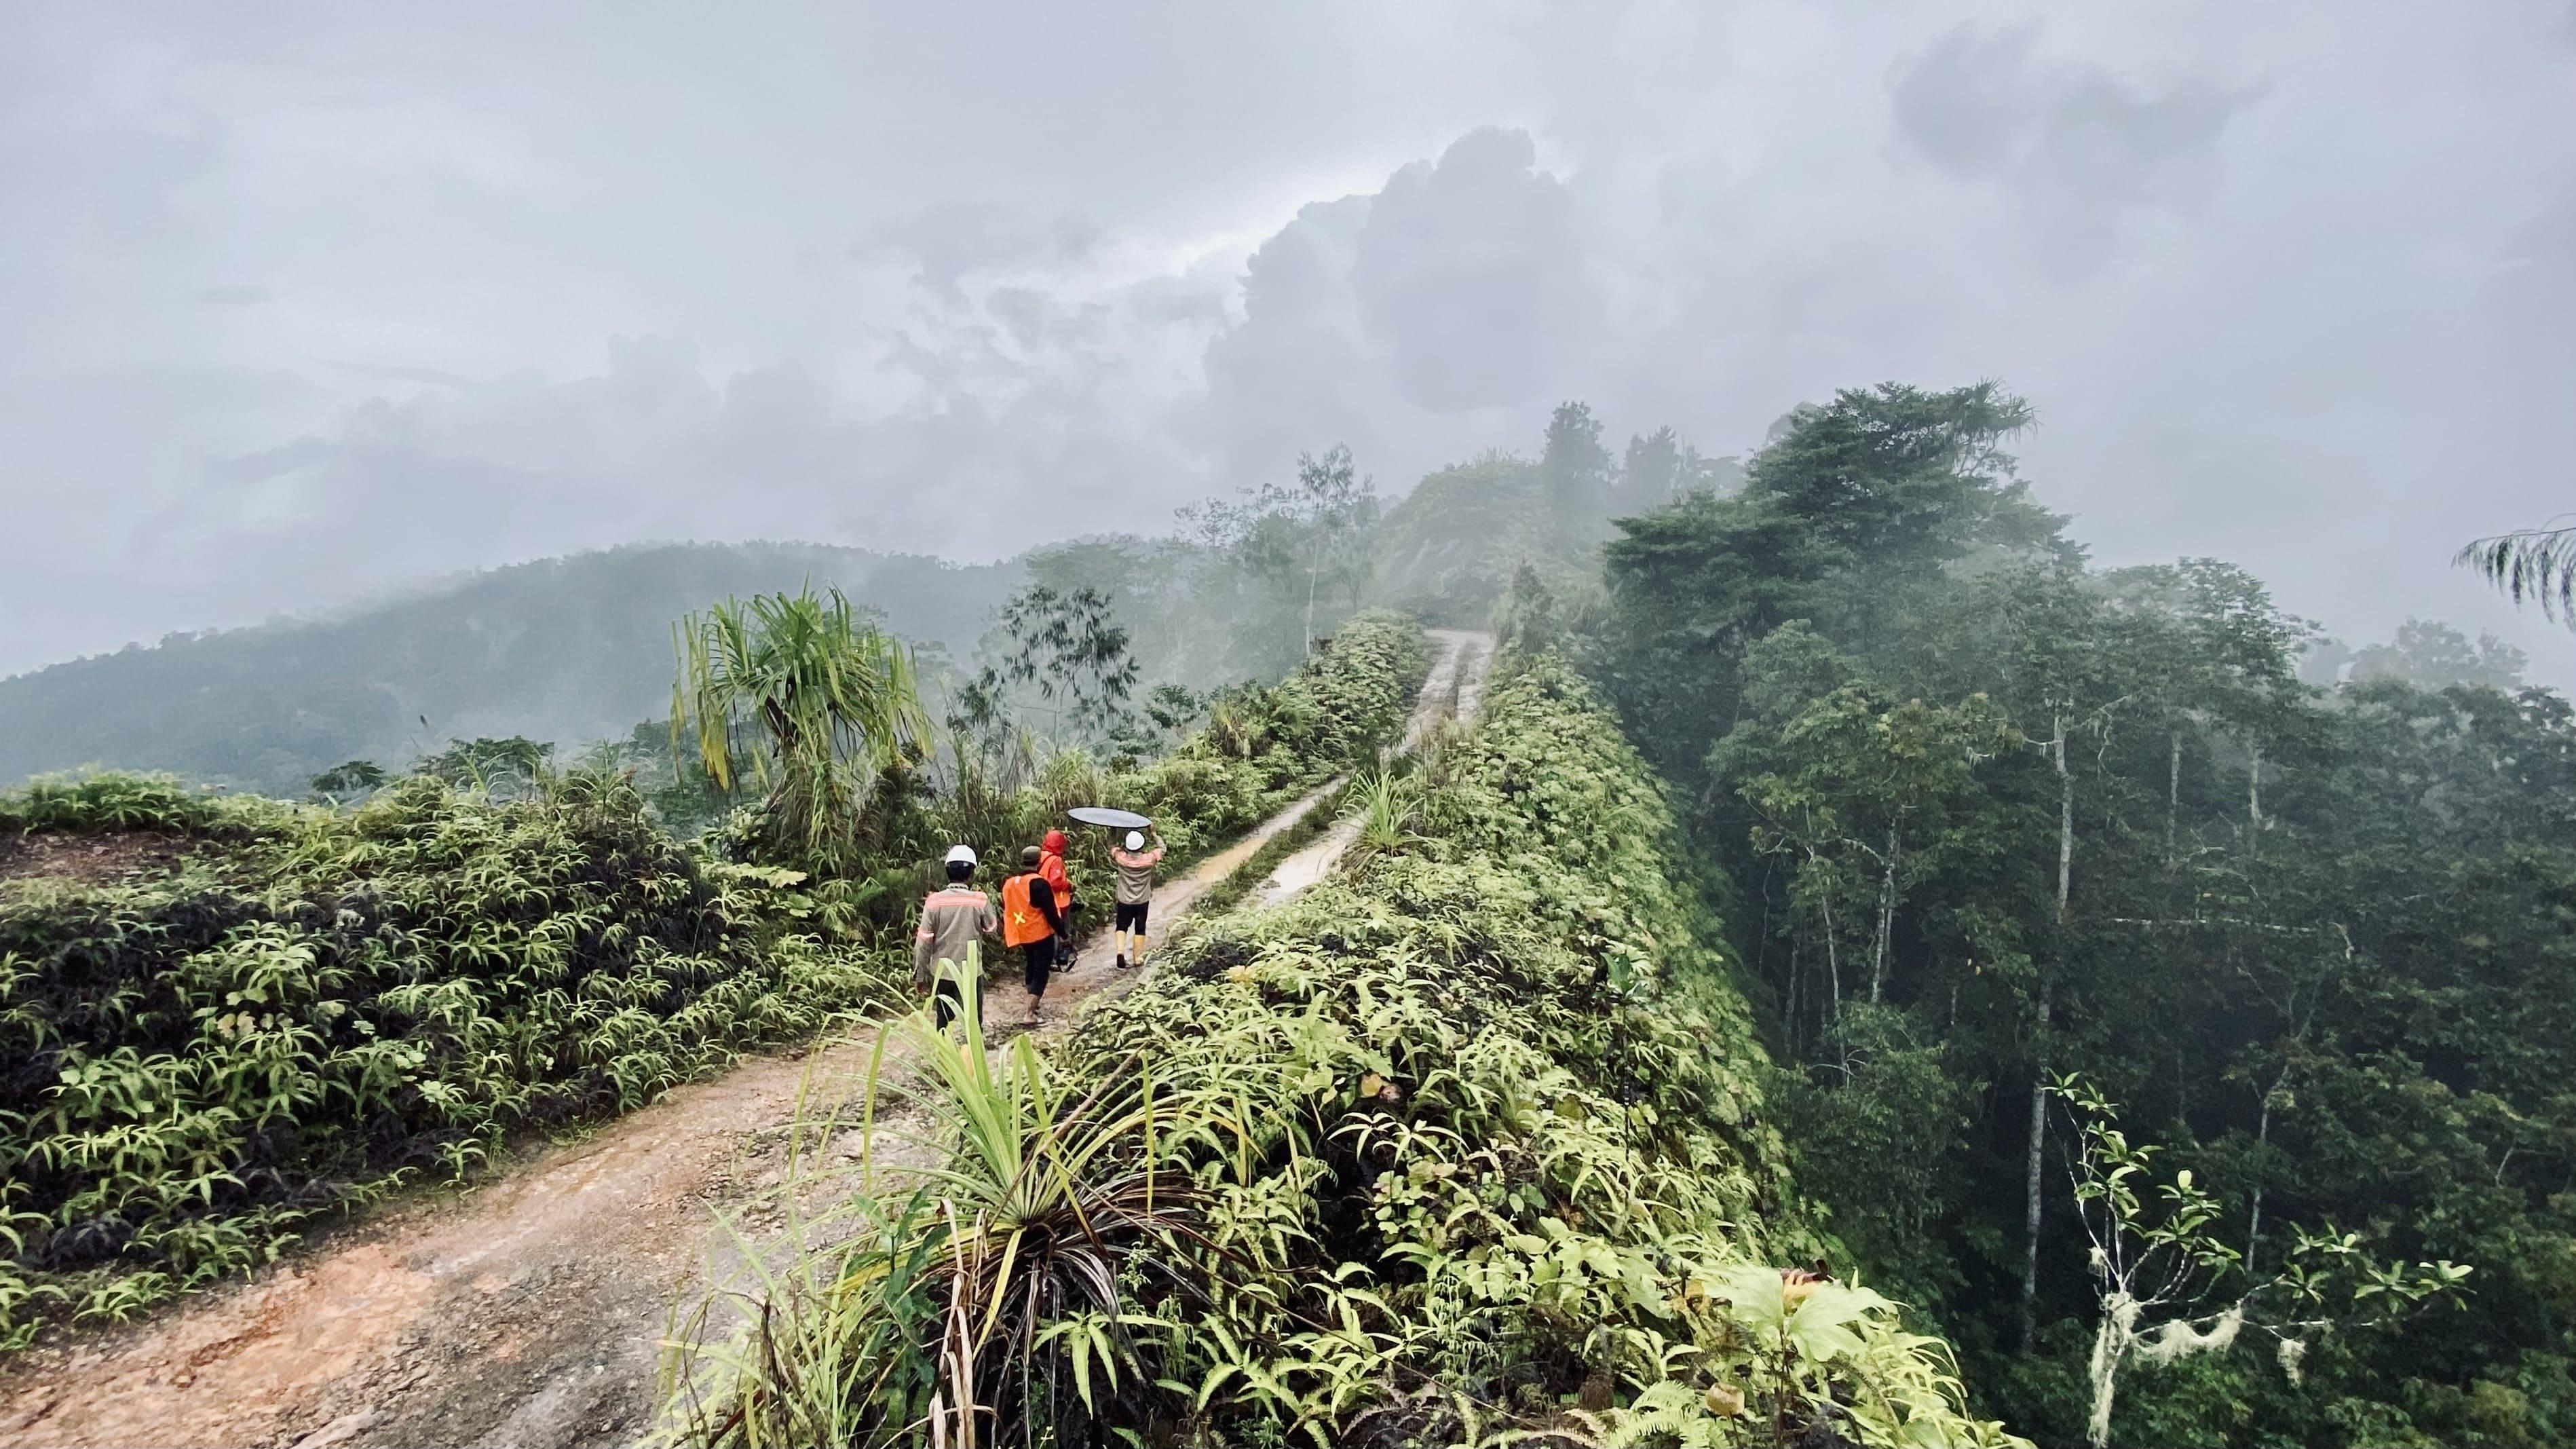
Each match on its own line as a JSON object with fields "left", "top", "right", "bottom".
{"left": 1820, "top": 888, "right": 1843, "bottom": 1035}
{"left": 1304, "top": 558, "right": 1320, "bottom": 656}
{"left": 1784, "top": 937, "right": 1803, "bottom": 1056}
{"left": 2022, "top": 988, "right": 2051, "bottom": 1355}
{"left": 2056, "top": 714, "right": 2073, "bottom": 920}
{"left": 2026, "top": 711, "right": 2074, "bottom": 1355}
{"left": 2247, "top": 740, "right": 2263, "bottom": 860}
{"left": 2166, "top": 731, "right": 2181, "bottom": 864}
{"left": 1870, "top": 825, "right": 1899, "bottom": 1004}
{"left": 2245, "top": 1065, "right": 2288, "bottom": 1273}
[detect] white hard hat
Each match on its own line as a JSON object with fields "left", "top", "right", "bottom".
{"left": 1125, "top": 830, "right": 1144, "bottom": 850}
{"left": 944, "top": 844, "right": 977, "bottom": 867}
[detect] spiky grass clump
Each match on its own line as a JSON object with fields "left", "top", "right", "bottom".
{"left": 663, "top": 953, "right": 1215, "bottom": 1448}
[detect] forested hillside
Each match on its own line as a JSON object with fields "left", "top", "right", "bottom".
{"left": 1583, "top": 382, "right": 2564, "bottom": 1447}
{"left": 0, "top": 544, "right": 1023, "bottom": 795}
{"left": 1374, "top": 406, "right": 1743, "bottom": 627}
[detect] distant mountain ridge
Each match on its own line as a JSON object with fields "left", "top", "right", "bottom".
{"left": 0, "top": 542, "right": 1024, "bottom": 795}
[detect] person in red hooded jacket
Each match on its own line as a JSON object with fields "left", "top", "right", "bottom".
{"left": 1038, "top": 829, "right": 1076, "bottom": 952}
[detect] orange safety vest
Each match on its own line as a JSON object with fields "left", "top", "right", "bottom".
{"left": 1001, "top": 873, "right": 1054, "bottom": 947}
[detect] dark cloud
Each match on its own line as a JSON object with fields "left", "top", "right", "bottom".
{"left": 1348, "top": 128, "right": 1591, "bottom": 414}
{"left": 1196, "top": 195, "right": 1382, "bottom": 481}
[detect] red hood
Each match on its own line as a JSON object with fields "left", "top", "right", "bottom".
{"left": 1042, "top": 829, "right": 1067, "bottom": 855}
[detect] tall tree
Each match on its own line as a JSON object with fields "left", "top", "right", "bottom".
{"left": 1184, "top": 445, "right": 1380, "bottom": 656}
{"left": 1542, "top": 399, "right": 1613, "bottom": 532}
{"left": 977, "top": 584, "right": 1143, "bottom": 743}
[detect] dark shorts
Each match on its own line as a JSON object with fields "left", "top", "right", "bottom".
{"left": 1021, "top": 936, "right": 1058, "bottom": 994}
{"left": 1115, "top": 901, "right": 1149, "bottom": 933}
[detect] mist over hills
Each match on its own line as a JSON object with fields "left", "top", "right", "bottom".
{"left": 0, "top": 543, "right": 1023, "bottom": 795}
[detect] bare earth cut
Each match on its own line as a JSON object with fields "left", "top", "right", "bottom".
{"left": 0, "top": 633, "right": 1493, "bottom": 1449}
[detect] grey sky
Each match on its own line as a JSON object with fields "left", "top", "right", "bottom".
{"left": 4, "top": 1, "right": 2572, "bottom": 680}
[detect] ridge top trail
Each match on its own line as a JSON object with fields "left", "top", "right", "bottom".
{"left": 1254, "top": 628, "right": 1491, "bottom": 906}
{"left": 0, "top": 629, "right": 1473, "bottom": 1449}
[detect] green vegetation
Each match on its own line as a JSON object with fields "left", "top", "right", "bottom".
{"left": 839, "top": 609, "right": 1430, "bottom": 941}
{"left": 1373, "top": 403, "right": 1741, "bottom": 629}
{"left": 0, "top": 409, "right": 1726, "bottom": 799}
{"left": 665, "top": 954, "right": 1205, "bottom": 1448}
{"left": 673, "top": 650, "right": 2020, "bottom": 1448}
{"left": 673, "top": 585, "right": 929, "bottom": 870}
{"left": 1583, "top": 381, "right": 2575, "bottom": 1446}
{"left": 0, "top": 770, "right": 896, "bottom": 1347}
{"left": 10, "top": 372, "right": 2563, "bottom": 1445}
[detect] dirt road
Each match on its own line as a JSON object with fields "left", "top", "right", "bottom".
{"left": 0, "top": 637, "right": 1486, "bottom": 1449}
{"left": 1253, "top": 628, "right": 1491, "bottom": 906}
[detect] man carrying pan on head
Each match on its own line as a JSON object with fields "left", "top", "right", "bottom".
{"left": 1110, "top": 827, "right": 1165, "bottom": 970}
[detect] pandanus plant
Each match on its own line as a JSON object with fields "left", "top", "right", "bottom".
{"left": 671, "top": 585, "right": 929, "bottom": 871}
{"left": 671, "top": 947, "right": 1210, "bottom": 1449}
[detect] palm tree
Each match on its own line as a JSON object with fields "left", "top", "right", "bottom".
{"left": 671, "top": 585, "right": 928, "bottom": 867}
{"left": 2457, "top": 523, "right": 2576, "bottom": 626}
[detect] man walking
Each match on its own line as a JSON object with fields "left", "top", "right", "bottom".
{"left": 913, "top": 844, "right": 999, "bottom": 1032}
{"left": 1109, "top": 827, "right": 1165, "bottom": 969}
{"left": 1001, "top": 844, "right": 1068, "bottom": 1025}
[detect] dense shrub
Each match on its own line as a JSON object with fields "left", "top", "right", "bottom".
{"left": 0, "top": 769, "right": 898, "bottom": 1344}
{"left": 0, "top": 772, "right": 273, "bottom": 839}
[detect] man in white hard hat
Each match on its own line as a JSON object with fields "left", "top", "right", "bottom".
{"left": 913, "top": 844, "right": 1000, "bottom": 1030}
{"left": 1108, "top": 827, "right": 1166, "bottom": 969}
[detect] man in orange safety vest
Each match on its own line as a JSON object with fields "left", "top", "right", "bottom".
{"left": 1001, "top": 844, "right": 1068, "bottom": 1025}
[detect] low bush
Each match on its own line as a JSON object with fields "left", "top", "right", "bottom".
{"left": 0, "top": 772, "right": 273, "bottom": 839}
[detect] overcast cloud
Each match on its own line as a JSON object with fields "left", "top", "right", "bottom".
{"left": 3, "top": 1, "right": 2573, "bottom": 679}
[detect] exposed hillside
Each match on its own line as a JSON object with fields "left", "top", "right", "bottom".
{"left": 0, "top": 544, "right": 1023, "bottom": 795}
